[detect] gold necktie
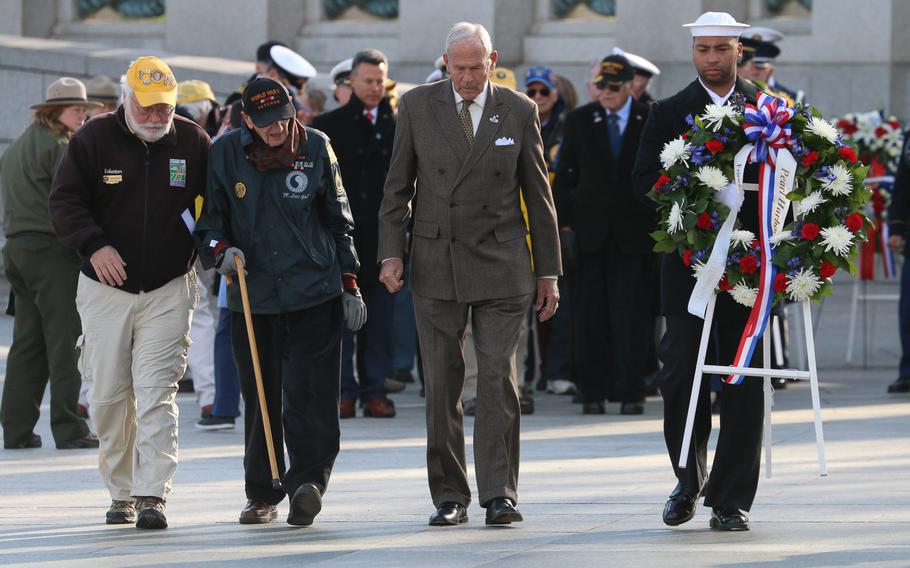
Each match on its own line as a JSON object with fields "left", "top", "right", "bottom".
{"left": 459, "top": 99, "right": 474, "bottom": 145}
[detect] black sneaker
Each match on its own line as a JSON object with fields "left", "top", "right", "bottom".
{"left": 106, "top": 500, "right": 137, "bottom": 524}
{"left": 135, "top": 496, "right": 167, "bottom": 529}
{"left": 196, "top": 415, "right": 236, "bottom": 431}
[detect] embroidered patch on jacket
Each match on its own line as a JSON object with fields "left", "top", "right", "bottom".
{"left": 169, "top": 159, "right": 187, "bottom": 188}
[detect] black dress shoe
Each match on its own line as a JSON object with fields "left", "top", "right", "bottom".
{"left": 620, "top": 402, "right": 644, "bottom": 415}
{"left": 887, "top": 377, "right": 910, "bottom": 393}
{"left": 662, "top": 483, "right": 700, "bottom": 526}
{"left": 57, "top": 433, "right": 99, "bottom": 449}
{"left": 709, "top": 507, "right": 749, "bottom": 531}
{"left": 287, "top": 483, "right": 322, "bottom": 526}
{"left": 428, "top": 502, "right": 467, "bottom": 526}
{"left": 484, "top": 497, "right": 523, "bottom": 525}
{"left": 4, "top": 433, "right": 41, "bottom": 449}
{"left": 519, "top": 395, "right": 535, "bottom": 415}
{"left": 582, "top": 401, "right": 605, "bottom": 415}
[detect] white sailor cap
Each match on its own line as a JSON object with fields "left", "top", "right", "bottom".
{"left": 612, "top": 47, "right": 660, "bottom": 77}
{"left": 425, "top": 68, "right": 444, "bottom": 83}
{"left": 330, "top": 58, "right": 353, "bottom": 84}
{"left": 269, "top": 45, "right": 317, "bottom": 79}
{"left": 743, "top": 26, "right": 784, "bottom": 43}
{"left": 683, "top": 12, "right": 750, "bottom": 37}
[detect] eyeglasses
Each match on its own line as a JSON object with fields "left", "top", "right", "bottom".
{"left": 131, "top": 96, "right": 174, "bottom": 119}
{"left": 601, "top": 83, "right": 625, "bottom": 93}
{"left": 526, "top": 87, "right": 551, "bottom": 98}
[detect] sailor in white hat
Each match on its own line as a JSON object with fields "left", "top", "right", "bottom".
{"left": 330, "top": 57, "right": 354, "bottom": 105}
{"left": 613, "top": 47, "right": 660, "bottom": 105}
{"left": 267, "top": 44, "right": 317, "bottom": 92}
{"left": 633, "top": 11, "right": 766, "bottom": 533}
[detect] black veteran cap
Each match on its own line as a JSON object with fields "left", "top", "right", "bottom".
{"left": 594, "top": 54, "right": 634, "bottom": 88}
{"left": 242, "top": 77, "right": 295, "bottom": 128}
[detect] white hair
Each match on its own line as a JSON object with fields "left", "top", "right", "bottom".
{"left": 445, "top": 22, "right": 492, "bottom": 57}
{"left": 119, "top": 77, "right": 173, "bottom": 143}
{"left": 179, "top": 99, "right": 213, "bottom": 124}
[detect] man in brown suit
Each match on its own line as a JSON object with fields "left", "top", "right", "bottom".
{"left": 378, "top": 22, "right": 561, "bottom": 527}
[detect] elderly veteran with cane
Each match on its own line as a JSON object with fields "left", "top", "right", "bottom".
{"left": 49, "top": 57, "right": 210, "bottom": 529}
{"left": 194, "top": 77, "right": 364, "bottom": 526}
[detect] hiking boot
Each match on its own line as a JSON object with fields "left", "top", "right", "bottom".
{"left": 196, "top": 415, "right": 235, "bottom": 431}
{"left": 135, "top": 496, "right": 167, "bottom": 529}
{"left": 106, "top": 500, "right": 137, "bottom": 525}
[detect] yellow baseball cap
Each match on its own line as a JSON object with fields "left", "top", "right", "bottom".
{"left": 177, "top": 80, "right": 217, "bottom": 105}
{"left": 491, "top": 67, "right": 517, "bottom": 91}
{"left": 126, "top": 56, "right": 177, "bottom": 107}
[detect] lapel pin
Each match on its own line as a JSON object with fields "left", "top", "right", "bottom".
{"left": 594, "top": 113, "right": 602, "bottom": 124}
{"left": 489, "top": 115, "right": 500, "bottom": 124}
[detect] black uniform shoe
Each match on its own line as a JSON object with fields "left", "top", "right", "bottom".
{"left": 287, "top": 483, "right": 322, "bottom": 526}
{"left": 428, "top": 502, "right": 468, "bottom": 526}
{"left": 582, "top": 401, "right": 606, "bottom": 415}
{"left": 887, "top": 377, "right": 910, "bottom": 393}
{"left": 57, "top": 433, "right": 99, "bottom": 449}
{"left": 662, "top": 483, "right": 700, "bottom": 526}
{"left": 620, "top": 402, "right": 644, "bottom": 415}
{"left": 4, "top": 433, "right": 41, "bottom": 449}
{"left": 709, "top": 507, "right": 749, "bottom": 531}
{"left": 484, "top": 497, "right": 523, "bottom": 525}
{"left": 519, "top": 394, "right": 535, "bottom": 415}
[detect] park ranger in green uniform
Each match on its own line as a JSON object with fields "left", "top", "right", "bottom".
{"left": 194, "top": 77, "right": 365, "bottom": 526}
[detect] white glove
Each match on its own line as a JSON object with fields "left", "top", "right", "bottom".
{"left": 716, "top": 182, "right": 744, "bottom": 210}
{"left": 342, "top": 288, "right": 367, "bottom": 332}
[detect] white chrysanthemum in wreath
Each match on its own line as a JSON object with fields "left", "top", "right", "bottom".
{"left": 730, "top": 229, "right": 756, "bottom": 249}
{"left": 820, "top": 225, "right": 854, "bottom": 257}
{"left": 667, "top": 201, "right": 685, "bottom": 234}
{"left": 694, "top": 165, "right": 729, "bottom": 192}
{"left": 806, "top": 117, "right": 840, "bottom": 145}
{"left": 730, "top": 282, "right": 758, "bottom": 307}
{"left": 660, "top": 137, "right": 692, "bottom": 169}
{"left": 770, "top": 231, "right": 795, "bottom": 245}
{"left": 821, "top": 164, "right": 853, "bottom": 196}
{"left": 786, "top": 268, "right": 822, "bottom": 302}
{"left": 701, "top": 103, "right": 740, "bottom": 132}
{"left": 795, "top": 191, "right": 828, "bottom": 218}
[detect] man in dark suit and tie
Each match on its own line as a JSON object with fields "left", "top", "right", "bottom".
{"left": 633, "top": 12, "right": 764, "bottom": 532}
{"left": 312, "top": 49, "right": 398, "bottom": 419}
{"left": 378, "top": 21, "right": 561, "bottom": 527}
{"left": 554, "top": 54, "right": 655, "bottom": 417}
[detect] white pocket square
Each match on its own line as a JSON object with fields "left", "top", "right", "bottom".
{"left": 495, "top": 137, "right": 516, "bottom": 146}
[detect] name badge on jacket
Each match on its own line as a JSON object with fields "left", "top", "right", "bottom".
{"left": 169, "top": 159, "right": 187, "bottom": 188}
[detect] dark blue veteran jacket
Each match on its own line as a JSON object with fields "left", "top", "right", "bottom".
{"left": 194, "top": 123, "right": 359, "bottom": 314}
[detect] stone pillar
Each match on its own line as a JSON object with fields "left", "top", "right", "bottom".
{"left": 166, "top": 0, "right": 307, "bottom": 61}
{"left": 0, "top": 0, "right": 57, "bottom": 38}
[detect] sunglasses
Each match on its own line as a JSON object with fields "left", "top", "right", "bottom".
{"left": 526, "top": 87, "right": 551, "bottom": 98}
{"left": 600, "top": 82, "right": 625, "bottom": 93}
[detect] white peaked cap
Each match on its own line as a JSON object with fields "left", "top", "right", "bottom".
{"left": 683, "top": 12, "right": 750, "bottom": 37}
{"left": 612, "top": 47, "right": 661, "bottom": 77}
{"left": 270, "top": 45, "right": 317, "bottom": 79}
{"left": 744, "top": 26, "right": 784, "bottom": 43}
{"left": 330, "top": 58, "right": 353, "bottom": 83}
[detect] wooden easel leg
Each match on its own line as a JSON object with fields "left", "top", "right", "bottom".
{"left": 802, "top": 300, "right": 828, "bottom": 476}
{"left": 763, "top": 332, "right": 773, "bottom": 479}
{"left": 678, "top": 294, "right": 717, "bottom": 469}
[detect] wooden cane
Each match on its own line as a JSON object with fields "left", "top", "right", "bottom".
{"left": 234, "top": 255, "right": 283, "bottom": 490}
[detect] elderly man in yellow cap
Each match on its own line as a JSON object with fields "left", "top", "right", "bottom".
{"left": 49, "top": 56, "right": 212, "bottom": 530}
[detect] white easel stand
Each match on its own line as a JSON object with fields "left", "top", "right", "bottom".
{"left": 845, "top": 261, "right": 901, "bottom": 364}
{"left": 678, "top": 294, "right": 828, "bottom": 479}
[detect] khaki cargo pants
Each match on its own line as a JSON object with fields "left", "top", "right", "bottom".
{"left": 76, "top": 271, "right": 197, "bottom": 500}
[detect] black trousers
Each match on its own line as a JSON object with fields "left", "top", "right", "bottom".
{"left": 577, "top": 243, "right": 656, "bottom": 403}
{"left": 659, "top": 293, "right": 764, "bottom": 512}
{"left": 230, "top": 297, "right": 343, "bottom": 505}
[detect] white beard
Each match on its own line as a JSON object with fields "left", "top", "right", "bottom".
{"left": 124, "top": 105, "right": 173, "bottom": 143}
